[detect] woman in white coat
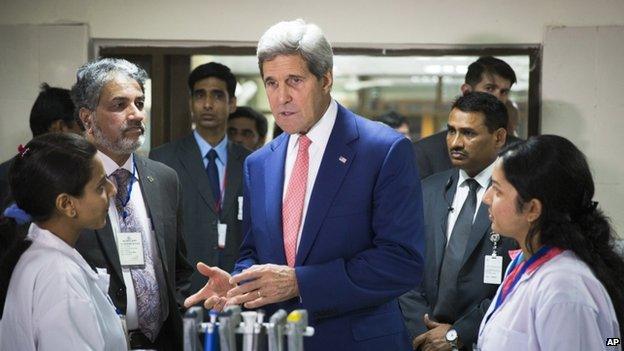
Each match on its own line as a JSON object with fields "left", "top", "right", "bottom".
{"left": 0, "top": 133, "right": 127, "bottom": 351}
{"left": 477, "top": 135, "right": 623, "bottom": 351}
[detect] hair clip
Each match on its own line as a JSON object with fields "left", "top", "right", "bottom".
{"left": 17, "top": 144, "right": 30, "bottom": 158}
{"left": 3, "top": 203, "right": 32, "bottom": 225}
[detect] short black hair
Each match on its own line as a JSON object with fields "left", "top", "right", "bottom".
{"left": 229, "top": 106, "right": 268, "bottom": 138}
{"left": 452, "top": 92, "right": 508, "bottom": 132}
{"left": 188, "top": 62, "right": 237, "bottom": 98}
{"left": 465, "top": 56, "right": 517, "bottom": 87}
{"left": 29, "top": 83, "right": 76, "bottom": 137}
{"left": 376, "top": 111, "right": 407, "bottom": 129}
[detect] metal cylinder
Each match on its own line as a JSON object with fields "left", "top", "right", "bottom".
{"left": 218, "top": 305, "right": 241, "bottom": 351}
{"left": 286, "top": 310, "right": 309, "bottom": 351}
{"left": 241, "top": 311, "right": 258, "bottom": 351}
{"left": 267, "top": 309, "right": 287, "bottom": 351}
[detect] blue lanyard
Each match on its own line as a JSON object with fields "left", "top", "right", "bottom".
{"left": 484, "top": 245, "right": 553, "bottom": 325}
{"left": 119, "top": 159, "right": 136, "bottom": 220}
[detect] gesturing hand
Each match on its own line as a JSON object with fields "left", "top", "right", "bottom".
{"left": 183, "top": 262, "right": 235, "bottom": 311}
{"left": 225, "top": 264, "right": 299, "bottom": 309}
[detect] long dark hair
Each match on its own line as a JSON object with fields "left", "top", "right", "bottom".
{"left": 0, "top": 133, "right": 97, "bottom": 317}
{"left": 500, "top": 134, "right": 624, "bottom": 335}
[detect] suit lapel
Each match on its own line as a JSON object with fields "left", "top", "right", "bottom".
{"left": 95, "top": 221, "right": 123, "bottom": 282}
{"left": 221, "top": 142, "right": 243, "bottom": 216}
{"left": 296, "top": 104, "right": 357, "bottom": 266}
{"left": 135, "top": 155, "right": 169, "bottom": 272}
{"left": 265, "top": 134, "right": 289, "bottom": 265}
{"left": 177, "top": 134, "right": 219, "bottom": 214}
{"left": 433, "top": 171, "right": 458, "bottom": 279}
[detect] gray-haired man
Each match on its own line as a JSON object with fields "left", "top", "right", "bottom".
{"left": 185, "top": 19, "right": 424, "bottom": 351}
{"left": 72, "top": 58, "right": 193, "bottom": 351}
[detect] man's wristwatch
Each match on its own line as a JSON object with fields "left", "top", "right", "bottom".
{"left": 445, "top": 328, "right": 459, "bottom": 351}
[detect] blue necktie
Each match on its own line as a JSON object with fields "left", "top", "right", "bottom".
{"left": 206, "top": 149, "right": 221, "bottom": 208}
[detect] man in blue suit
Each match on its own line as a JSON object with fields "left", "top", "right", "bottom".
{"left": 185, "top": 19, "right": 424, "bottom": 350}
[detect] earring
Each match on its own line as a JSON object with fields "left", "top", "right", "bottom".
{"left": 70, "top": 210, "right": 77, "bottom": 218}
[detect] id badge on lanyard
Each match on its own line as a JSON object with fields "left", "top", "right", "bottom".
{"left": 483, "top": 233, "right": 503, "bottom": 284}
{"left": 117, "top": 232, "right": 146, "bottom": 267}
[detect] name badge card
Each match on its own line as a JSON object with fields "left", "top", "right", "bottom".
{"left": 218, "top": 223, "right": 228, "bottom": 248}
{"left": 237, "top": 196, "right": 243, "bottom": 221}
{"left": 117, "top": 232, "right": 145, "bottom": 267}
{"left": 483, "top": 255, "right": 503, "bottom": 284}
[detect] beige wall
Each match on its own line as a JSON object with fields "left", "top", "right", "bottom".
{"left": 0, "top": 0, "right": 622, "bottom": 233}
{"left": 0, "top": 24, "right": 87, "bottom": 160}
{"left": 542, "top": 25, "right": 624, "bottom": 234}
{"left": 1, "top": 0, "right": 623, "bottom": 43}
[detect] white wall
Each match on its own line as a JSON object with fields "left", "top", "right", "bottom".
{"left": 0, "top": 24, "right": 87, "bottom": 159}
{"left": 542, "top": 25, "right": 624, "bottom": 234}
{"left": 0, "top": 0, "right": 622, "bottom": 233}
{"left": 1, "top": 0, "right": 623, "bottom": 44}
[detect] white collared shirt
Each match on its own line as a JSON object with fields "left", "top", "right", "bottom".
{"left": 283, "top": 99, "right": 338, "bottom": 249}
{"left": 446, "top": 161, "right": 495, "bottom": 241}
{"left": 97, "top": 150, "right": 162, "bottom": 330}
{"left": 0, "top": 224, "right": 127, "bottom": 351}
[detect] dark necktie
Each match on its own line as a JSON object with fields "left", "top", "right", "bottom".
{"left": 111, "top": 168, "right": 163, "bottom": 341}
{"left": 206, "top": 149, "right": 221, "bottom": 208}
{"left": 434, "top": 178, "right": 480, "bottom": 321}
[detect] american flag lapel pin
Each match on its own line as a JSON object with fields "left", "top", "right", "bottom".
{"left": 338, "top": 156, "right": 347, "bottom": 164}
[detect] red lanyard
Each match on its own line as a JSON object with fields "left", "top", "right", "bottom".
{"left": 485, "top": 246, "right": 563, "bottom": 324}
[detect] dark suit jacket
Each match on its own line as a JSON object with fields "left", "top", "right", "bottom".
{"left": 235, "top": 104, "right": 425, "bottom": 351}
{"left": 149, "top": 134, "right": 250, "bottom": 293}
{"left": 413, "top": 131, "right": 522, "bottom": 179}
{"left": 75, "top": 155, "right": 193, "bottom": 350}
{"left": 413, "top": 131, "right": 452, "bottom": 180}
{"left": 399, "top": 168, "right": 517, "bottom": 349}
{"left": 0, "top": 158, "right": 13, "bottom": 207}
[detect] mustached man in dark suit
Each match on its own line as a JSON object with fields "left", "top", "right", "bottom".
{"left": 150, "top": 62, "right": 251, "bottom": 294}
{"left": 400, "top": 92, "right": 518, "bottom": 350}
{"left": 413, "top": 56, "right": 520, "bottom": 179}
{"left": 72, "top": 58, "right": 193, "bottom": 350}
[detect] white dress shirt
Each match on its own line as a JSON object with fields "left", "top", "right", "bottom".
{"left": 97, "top": 151, "right": 164, "bottom": 330}
{"left": 0, "top": 224, "right": 127, "bottom": 351}
{"left": 446, "top": 161, "right": 495, "bottom": 241}
{"left": 477, "top": 250, "right": 621, "bottom": 351}
{"left": 283, "top": 99, "right": 338, "bottom": 249}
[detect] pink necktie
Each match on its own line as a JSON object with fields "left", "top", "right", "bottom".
{"left": 282, "top": 135, "right": 312, "bottom": 267}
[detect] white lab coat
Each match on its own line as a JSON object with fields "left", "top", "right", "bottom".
{"left": 477, "top": 250, "right": 621, "bottom": 351}
{"left": 0, "top": 224, "right": 127, "bottom": 351}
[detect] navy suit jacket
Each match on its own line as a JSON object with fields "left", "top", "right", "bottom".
{"left": 234, "top": 104, "right": 425, "bottom": 350}
{"left": 399, "top": 168, "right": 517, "bottom": 349}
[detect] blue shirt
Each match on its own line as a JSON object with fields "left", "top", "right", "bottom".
{"left": 193, "top": 130, "right": 228, "bottom": 199}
